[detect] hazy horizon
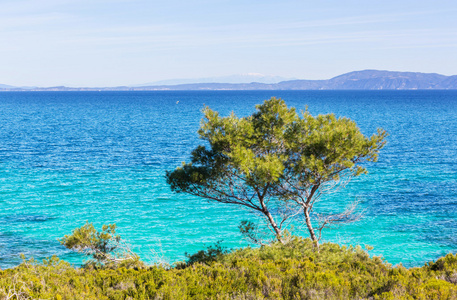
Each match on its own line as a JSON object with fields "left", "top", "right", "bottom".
{"left": 2, "top": 69, "right": 457, "bottom": 89}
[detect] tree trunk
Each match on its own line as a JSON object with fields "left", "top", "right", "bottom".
{"left": 264, "top": 209, "right": 285, "bottom": 244}
{"left": 257, "top": 189, "right": 285, "bottom": 244}
{"left": 304, "top": 207, "right": 319, "bottom": 252}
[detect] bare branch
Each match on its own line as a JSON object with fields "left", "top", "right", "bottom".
{"left": 315, "top": 200, "right": 363, "bottom": 242}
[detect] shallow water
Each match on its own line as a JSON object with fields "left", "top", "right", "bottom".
{"left": 0, "top": 90, "right": 456, "bottom": 268}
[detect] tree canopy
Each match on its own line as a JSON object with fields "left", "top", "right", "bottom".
{"left": 166, "top": 97, "right": 387, "bottom": 247}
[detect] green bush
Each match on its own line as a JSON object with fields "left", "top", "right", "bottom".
{"left": 1, "top": 237, "right": 457, "bottom": 299}
{"left": 184, "top": 241, "right": 228, "bottom": 267}
{"left": 59, "top": 221, "right": 144, "bottom": 269}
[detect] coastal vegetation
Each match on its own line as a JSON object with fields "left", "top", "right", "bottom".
{"left": 1, "top": 231, "right": 457, "bottom": 299}
{"left": 59, "top": 222, "right": 144, "bottom": 269}
{"left": 166, "top": 98, "right": 386, "bottom": 249}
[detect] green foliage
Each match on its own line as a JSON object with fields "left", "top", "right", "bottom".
{"left": 184, "top": 241, "right": 229, "bottom": 266}
{"left": 2, "top": 238, "right": 457, "bottom": 299}
{"left": 166, "top": 97, "right": 387, "bottom": 245}
{"left": 239, "top": 220, "right": 266, "bottom": 245}
{"left": 60, "top": 221, "right": 118, "bottom": 264}
{"left": 60, "top": 221, "right": 143, "bottom": 269}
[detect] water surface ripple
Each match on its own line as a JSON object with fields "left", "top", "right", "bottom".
{"left": 0, "top": 90, "right": 456, "bottom": 268}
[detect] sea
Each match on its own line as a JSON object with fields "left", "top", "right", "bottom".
{"left": 0, "top": 90, "right": 456, "bottom": 269}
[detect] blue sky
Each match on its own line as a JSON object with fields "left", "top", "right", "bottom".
{"left": 1, "top": 0, "right": 456, "bottom": 87}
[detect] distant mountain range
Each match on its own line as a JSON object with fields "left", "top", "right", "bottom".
{"left": 133, "top": 73, "right": 296, "bottom": 86}
{"left": 2, "top": 70, "right": 457, "bottom": 91}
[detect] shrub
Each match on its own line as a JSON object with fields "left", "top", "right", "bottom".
{"left": 1, "top": 237, "right": 457, "bottom": 299}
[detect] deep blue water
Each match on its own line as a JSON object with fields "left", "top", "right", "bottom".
{"left": 0, "top": 90, "right": 456, "bottom": 269}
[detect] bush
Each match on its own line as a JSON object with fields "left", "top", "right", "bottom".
{"left": 184, "top": 241, "right": 229, "bottom": 267}
{"left": 59, "top": 221, "right": 144, "bottom": 269}
{"left": 1, "top": 237, "right": 457, "bottom": 299}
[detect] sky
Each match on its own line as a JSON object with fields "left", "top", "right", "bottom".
{"left": 1, "top": 0, "right": 457, "bottom": 87}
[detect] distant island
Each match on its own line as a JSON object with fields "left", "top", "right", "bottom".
{"left": 2, "top": 70, "right": 457, "bottom": 91}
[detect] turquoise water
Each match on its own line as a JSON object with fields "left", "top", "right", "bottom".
{"left": 0, "top": 90, "right": 456, "bottom": 268}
